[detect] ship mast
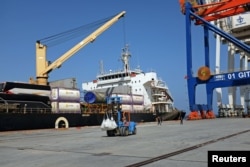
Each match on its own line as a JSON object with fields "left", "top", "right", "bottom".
{"left": 99, "top": 60, "right": 104, "bottom": 75}
{"left": 121, "top": 45, "right": 131, "bottom": 72}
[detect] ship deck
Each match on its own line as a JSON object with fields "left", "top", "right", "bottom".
{"left": 0, "top": 118, "right": 249, "bottom": 167}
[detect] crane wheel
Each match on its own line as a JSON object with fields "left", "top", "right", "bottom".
{"left": 197, "top": 66, "right": 211, "bottom": 81}
{"left": 107, "top": 130, "right": 115, "bottom": 137}
{"left": 119, "top": 127, "right": 124, "bottom": 136}
{"left": 133, "top": 127, "right": 137, "bottom": 135}
{"left": 124, "top": 127, "right": 129, "bottom": 136}
{"left": 120, "top": 127, "right": 129, "bottom": 136}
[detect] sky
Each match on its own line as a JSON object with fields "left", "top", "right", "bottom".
{"left": 0, "top": 0, "right": 241, "bottom": 114}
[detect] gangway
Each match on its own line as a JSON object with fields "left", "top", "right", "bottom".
{"left": 180, "top": 1, "right": 250, "bottom": 119}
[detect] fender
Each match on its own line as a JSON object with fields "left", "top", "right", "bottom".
{"left": 55, "top": 117, "right": 69, "bottom": 129}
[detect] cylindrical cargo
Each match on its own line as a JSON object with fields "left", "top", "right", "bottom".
{"left": 50, "top": 87, "right": 80, "bottom": 102}
{"left": 132, "top": 105, "right": 144, "bottom": 112}
{"left": 51, "top": 102, "right": 81, "bottom": 113}
{"left": 121, "top": 104, "right": 132, "bottom": 111}
{"left": 84, "top": 91, "right": 106, "bottom": 104}
{"left": 83, "top": 92, "right": 144, "bottom": 105}
{"left": 111, "top": 94, "right": 144, "bottom": 105}
{"left": 121, "top": 104, "right": 144, "bottom": 112}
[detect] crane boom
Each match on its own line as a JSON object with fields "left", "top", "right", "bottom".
{"left": 31, "top": 11, "right": 126, "bottom": 85}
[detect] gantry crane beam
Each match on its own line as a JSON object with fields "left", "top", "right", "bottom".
{"left": 196, "top": 0, "right": 250, "bottom": 24}
{"left": 180, "top": 0, "right": 250, "bottom": 24}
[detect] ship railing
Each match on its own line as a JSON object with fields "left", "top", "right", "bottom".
{"left": 81, "top": 103, "right": 108, "bottom": 114}
{"left": 0, "top": 106, "right": 52, "bottom": 114}
{"left": 0, "top": 100, "right": 51, "bottom": 114}
{"left": 97, "top": 77, "right": 131, "bottom": 85}
{"left": 97, "top": 69, "right": 124, "bottom": 75}
{"left": 152, "top": 98, "right": 173, "bottom": 103}
{"left": 0, "top": 97, "right": 9, "bottom": 113}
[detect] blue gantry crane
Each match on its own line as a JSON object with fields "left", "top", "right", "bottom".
{"left": 180, "top": 0, "right": 250, "bottom": 119}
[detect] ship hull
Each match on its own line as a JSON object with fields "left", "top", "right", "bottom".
{"left": 0, "top": 111, "right": 180, "bottom": 131}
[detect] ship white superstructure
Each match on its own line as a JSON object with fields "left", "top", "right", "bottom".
{"left": 82, "top": 45, "right": 174, "bottom": 113}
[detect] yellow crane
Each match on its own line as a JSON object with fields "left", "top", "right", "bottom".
{"left": 30, "top": 11, "right": 126, "bottom": 85}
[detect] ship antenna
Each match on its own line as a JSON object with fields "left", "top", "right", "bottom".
{"left": 99, "top": 60, "right": 104, "bottom": 75}
{"left": 121, "top": 44, "right": 131, "bottom": 72}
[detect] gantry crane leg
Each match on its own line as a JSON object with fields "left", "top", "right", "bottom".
{"left": 184, "top": 2, "right": 250, "bottom": 120}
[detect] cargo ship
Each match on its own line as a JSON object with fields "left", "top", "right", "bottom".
{"left": 0, "top": 80, "right": 178, "bottom": 131}
{"left": 0, "top": 12, "right": 181, "bottom": 131}
{"left": 0, "top": 46, "right": 180, "bottom": 131}
{"left": 82, "top": 45, "right": 181, "bottom": 122}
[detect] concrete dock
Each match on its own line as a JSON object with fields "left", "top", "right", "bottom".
{"left": 0, "top": 118, "right": 249, "bottom": 167}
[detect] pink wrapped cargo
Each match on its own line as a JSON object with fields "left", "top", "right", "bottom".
{"left": 50, "top": 87, "right": 80, "bottom": 102}
{"left": 111, "top": 94, "right": 144, "bottom": 105}
{"left": 121, "top": 104, "right": 144, "bottom": 112}
{"left": 51, "top": 102, "right": 81, "bottom": 113}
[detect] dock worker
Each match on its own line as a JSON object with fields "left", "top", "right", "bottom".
{"left": 156, "top": 109, "right": 162, "bottom": 125}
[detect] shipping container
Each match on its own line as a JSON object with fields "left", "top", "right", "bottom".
{"left": 121, "top": 104, "right": 144, "bottom": 112}
{"left": 51, "top": 87, "right": 80, "bottom": 102}
{"left": 111, "top": 94, "right": 144, "bottom": 104}
{"left": 51, "top": 102, "right": 81, "bottom": 113}
{"left": 49, "top": 78, "right": 77, "bottom": 89}
{"left": 84, "top": 91, "right": 144, "bottom": 105}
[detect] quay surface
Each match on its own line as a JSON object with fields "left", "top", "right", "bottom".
{"left": 0, "top": 118, "right": 249, "bottom": 167}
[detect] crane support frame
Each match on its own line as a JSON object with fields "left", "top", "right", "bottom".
{"left": 180, "top": 0, "right": 250, "bottom": 24}
{"left": 184, "top": 2, "right": 250, "bottom": 116}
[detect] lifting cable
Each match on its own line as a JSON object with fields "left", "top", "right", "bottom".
{"left": 37, "top": 14, "right": 117, "bottom": 47}
{"left": 122, "top": 16, "right": 127, "bottom": 46}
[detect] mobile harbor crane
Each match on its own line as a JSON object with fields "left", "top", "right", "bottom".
{"left": 29, "top": 11, "right": 126, "bottom": 86}
{"left": 179, "top": 0, "right": 250, "bottom": 119}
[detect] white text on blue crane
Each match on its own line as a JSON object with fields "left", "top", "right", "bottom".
{"left": 227, "top": 71, "right": 250, "bottom": 80}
